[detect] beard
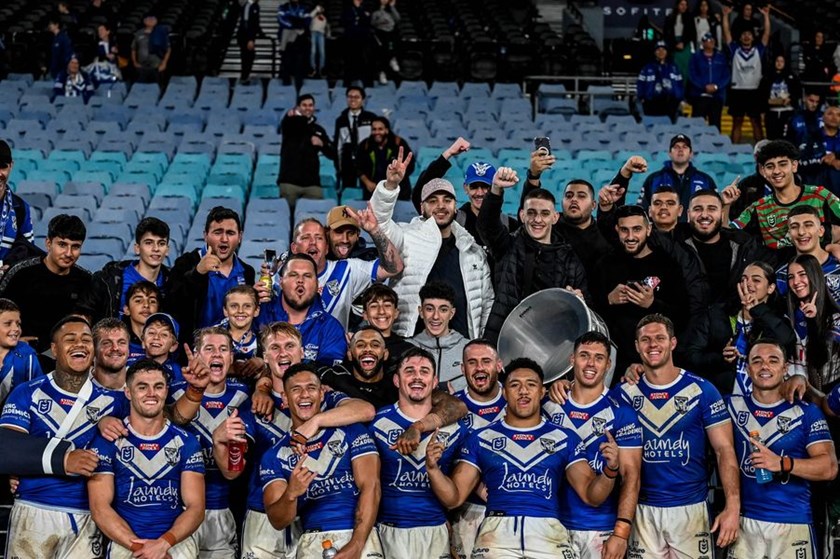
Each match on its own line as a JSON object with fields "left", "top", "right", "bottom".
{"left": 351, "top": 357, "right": 384, "bottom": 380}
{"left": 282, "top": 292, "right": 315, "bottom": 311}
{"left": 690, "top": 220, "right": 722, "bottom": 242}
{"left": 623, "top": 236, "right": 649, "bottom": 256}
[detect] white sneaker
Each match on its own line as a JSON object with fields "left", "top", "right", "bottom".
{"left": 389, "top": 57, "right": 400, "bottom": 72}
{"left": 379, "top": 71, "right": 388, "bottom": 84}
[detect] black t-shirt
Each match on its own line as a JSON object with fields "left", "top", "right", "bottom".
{"left": 426, "top": 234, "right": 469, "bottom": 338}
{"left": 383, "top": 333, "right": 413, "bottom": 374}
{"left": 319, "top": 363, "right": 397, "bottom": 410}
{"left": 0, "top": 258, "right": 92, "bottom": 351}
{"left": 693, "top": 238, "right": 733, "bottom": 304}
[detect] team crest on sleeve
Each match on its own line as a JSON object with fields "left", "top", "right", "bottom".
{"left": 777, "top": 416, "right": 791, "bottom": 434}
{"left": 737, "top": 411, "right": 749, "bottom": 426}
{"left": 327, "top": 440, "right": 347, "bottom": 457}
{"left": 674, "top": 396, "right": 688, "bottom": 414}
{"left": 632, "top": 396, "right": 644, "bottom": 411}
{"left": 37, "top": 399, "right": 52, "bottom": 414}
{"left": 121, "top": 446, "right": 134, "bottom": 462}
{"left": 85, "top": 406, "right": 101, "bottom": 423}
{"left": 387, "top": 429, "right": 402, "bottom": 445}
{"left": 164, "top": 447, "right": 180, "bottom": 465}
{"left": 539, "top": 438, "right": 556, "bottom": 454}
{"left": 592, "top": 417, "right": 606, "bottom": 435}
{"left": 492, "top": 437, "right": 506, "bottom": 451}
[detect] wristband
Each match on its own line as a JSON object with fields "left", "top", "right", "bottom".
{"left": 130, "top": 542, "right": 143, "bottom": 552}
{"left": 185, "top": 385, "right": 205, "bottom": 403}
{"left": 162, "top": 531, "right": 177, "bottom": 547}
{"left": 603, "top": 465, "right": 619, "bottom": 479}
{"left": 615, "top": 517, "right": 633, "bottom": 526}
{"left": 781, "top": 455, "right": 794, "bottom": 474}
{"left": 291, "top": 430, "right": 308, "bottom": 446}
{"left": 612, "top": 522, "right": 631, "bottom": 540}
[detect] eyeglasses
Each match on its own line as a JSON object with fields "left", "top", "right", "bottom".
{"left": 466, "top": 183, "right": 491, "bottom": 190}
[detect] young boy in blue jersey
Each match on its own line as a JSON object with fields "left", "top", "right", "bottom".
{"left": 260, "top": 362, "right": 383, "bottom": 558}
{"left": 88, "top": 359, "right": 206, "bottom": 559}
{"left": 450, "top": 339, "right": 506, "bottom": 559}
{"left": 613, "top": 313, "right": 741, "bottom": 558}
{"left": 426, "top": 357, "right": 620, "bottom": 559}
{"left": 0, "top": 316, "right": 128, "bottom": 559}
{"left": 167, "top": 326, "right": 249, "bottom": 557}
{"left": 122, "top": 280, "right": 161, "bottom": 362}
{"left": 728, "top": 339, "right": 836, "bottom": 559}
{"left": 0, "top": 298, "right": 43, "bottom": 404}
{"left": 219, "top": 285, "right": 265, "bottom": 379}
{"left": 215, "top": 321, "right": 376, "bottom": 559}
{"left": 134, "top": 312, "right": 182, "bottom": 382}
{"left": 543, "top": 331, "right": 643, "bottom": 559}
{"left": 369, "top": 346, "right": 469, "bottom": 558}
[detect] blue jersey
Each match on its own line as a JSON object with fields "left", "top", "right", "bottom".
{"left": 613, "top": 370, "right": 729, "bottom": 507}
{"left": 168, "top": 380, "right": 251, "bottom": 509}
{"left": 544, "top": 391, "right": 643, "bottom": 531}
{"left": 776, "top": 255, "right": 840, "bottom": 305}
{"left": 257, "top": 296, "right": 347, "bottom": 366}
{"left": 89, "top": 419, "right": 204, "bottom": 539}
{"left": 0, "top": 374, "right": 129, "bottom": 511}
{"left": 260, "top": 424, "right": 377, "bottom": 532}
{"left": 728, "top": 395, "right": 832, "bottom": 524}
{"left": 454, "top": 385, "right": 505, "bottom": 432}
{"left": 241, "top": 390, "right": 348, "bottom": 512}
{"left": 459, "top": 419, "right": 585, "bottom": 518}
{"left": 370, "top": 404, "right": 468, "bottom": 528}
{"left": 201, "top": 250, "right": 248, "bottom": 328}
{"left": 127, "top": 355, "right": 183, "bottom": 384}
{"left": 0, "top": 341, "right": 43, "bottom": 404}
{"left": 120, "top": 262, "right": 166, "bottom": 318}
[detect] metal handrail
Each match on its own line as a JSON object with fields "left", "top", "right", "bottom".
{"left": 255, "top": 34, "right": 277, "bottom": 78}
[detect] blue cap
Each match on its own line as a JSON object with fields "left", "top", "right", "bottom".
{"left": 144, "top": 313, "right": 180, "bottom": 339}
{"left": 464, "top": 162, "right": 496, "bottom": 186}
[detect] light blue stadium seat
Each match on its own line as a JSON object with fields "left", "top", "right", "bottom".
{"left": 39, "top": 159, "right": 80, "bottom": 175}
{"left": 78, "top": 254, "right": 111, "bottom": 272}
{"left": 202, "top": 184, "right": 246, "bottom": 203}
{"left": 100, "top": 195, "right": 146, "bottom": 220}
{"left": 63, "top": 181, "right": 105, "bottom": 203}
{"left": 42, "top": 204, "right": 92, "bottom": 222}
{"left": 26, "top": 170, "right": 70, "bottom": 190}
{"left": 154, "top": 183, "right": 199, "bottom": 207}
{"left": 428, "top": 82, "right": 459, "bottom": 99}
{"left": 108, "top": 182, "right": 152, "bottom": 204}
{"left": 460, "top": 82, "right": 492, "bottom": 100}
{"left": 85, "top": 237, "right": 126, "bottom": 258}
{"left": 90, "top": 151, "right": 128, "bottom": 166}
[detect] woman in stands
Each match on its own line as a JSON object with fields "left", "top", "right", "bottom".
{"left": 693, "top": 0, "right": 721, "bottom": 51}
{"left": 786, "top": 254, "right": 840, "bottom": 393}
{"left": 761, "top": 54, "right": 800, "bottom": 140}
{"left": 682, "top": 261, "right": 794, "bottom": 395}
{"left": 663, "top": 0, "right": 696, "bottom": 80}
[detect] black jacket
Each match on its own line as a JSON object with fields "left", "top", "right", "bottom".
{"left": 680, "top": 302, "right": 795, "bottom": 394}
{"left": 77, "top": 260, "right": 171, "bottom": 324}
{"left": 238, "top": 1, "right": 262, "bottom": 41}
{"left": 357, "top": 133, "right": 413, "bottom": 200}
{"left": 334, "top": 108, "right": 377, "bottom": 180}
{"left": 478, "top": 190, "right": 588, "bottom": 343}
{"left": 278, "top": 113, "right": 335, "bottom": 186}
{"left": 166, "top": 249, "right": 256, "bottom": 348}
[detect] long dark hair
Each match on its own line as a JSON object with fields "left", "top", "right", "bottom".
{"left": 786, "top": 254, "right": 840, "bottom": 371}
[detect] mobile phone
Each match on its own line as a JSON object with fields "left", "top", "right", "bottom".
{"left": 534, "top": 136, "right": 551, "bottom": 155}
{"left": 264, "top": 249, "right": 277, "bottom": 264}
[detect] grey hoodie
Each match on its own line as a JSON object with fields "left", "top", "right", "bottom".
{"left": 408, "top": 329, "right": 468, "bottom": 391}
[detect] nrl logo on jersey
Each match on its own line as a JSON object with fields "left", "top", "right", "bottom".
{"left": 592, "top": 417, "right": 607, "bottom": 435}
{"left": 328, "top": 441, "right": 347, "bottom": 457}
{"left": 121, "top": 446, "right": 134, "bottom": 462}
{"left": 632, "top": 396, "right": 644, "bottom": 411}
{"left": 387, "top": 429, "right": 402, "bottom": 445}
{"left": 86, "top": 406, "right": 101, "bottom": 423}
{"left": 551, "top": 413, "right": 565, "bottom": 426}
{"left": 777, "top": 416, "right": 792, "bottom": 434}
{"left": 492, "top": 437, "right": 506, "bottom": 451}
{"left": 165, "top": 447, "right": 180, "bottom": 465}
{"left": 460, "top": 414, "right": 473, "bottom": 428}
{"left": 37, "top": 399, "right": 52, "bottom": 414}
{"left": 737, "top": 411, "right": 749, "bottom": 426}
{"left": 539, "top": 438, "right": 556, "bottom": 454}
{"left": 674, "top": 396, "right": 689, "bottom": 414}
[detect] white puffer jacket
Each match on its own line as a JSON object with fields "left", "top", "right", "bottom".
{"left": 371, "top": 180, "right": 494, "bottom": 338}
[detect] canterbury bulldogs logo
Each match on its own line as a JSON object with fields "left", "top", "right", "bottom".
{"left": 778, "top": 416, "right": 792, "bottom": 434}
{"left": 37, "top": 399, "right": 52, "bottom": 413}
{"left": 632, "top": 396, "right": 644, "bottom": 411}
{"left": 592, "top": 417, "right": 607, "bottom": 435}
{"left": 328, "top": 441, "right": 347, "bottom": 457}
{"left": 435, "top": 431, "right": 451, "bottom": 446}
{"left": 165, "top": 447, "right": 180, "bottom": 465}
{"left": 492, "top": 437, "right": 506, "bottom": 451}
{"left": 471, "top": 162, "right": 492, "bottom": 176}
{"left": 121, "top": 446, "right": 134, "bottom": 462}
{"left": 326, "top": 280, "right": 340, "bottom": 296}
{"left": 539, "top": 438, "right": 556, "bottom": 454}
{"left": 85, "top": 406, "right": 101, "bottom": 423}
{"left": 387, "top": 429, "right": 401, "bottom": 445}
{"left": 227, "top": 406, "right": 237, "bottom": 416}
{"left": 674, "top": 396, "right": 689, "bottom": 414}
{"left": 737, "top": 411, "right": 749, "bottom": 426}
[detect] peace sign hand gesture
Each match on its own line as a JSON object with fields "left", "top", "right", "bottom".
{"left": 181, "top": 343, "right": 210, "bottom": 390}
{"left": 385, "top": 147, "right": 413, "bottom": 190}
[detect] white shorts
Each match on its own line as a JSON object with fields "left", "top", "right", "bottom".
{"left": 727, "top": 516, "right": 814, "bottom": 559}
{"left": 630, "top": 502, "right": 712, "bottom": 559}
{"left": 378, "top": 522, "right": 451, "bottom": 559}
{"left": 452, "top": 502, "right": 486, "bottom": 559}
{"left": 296, "top": 528, "right": 383, "bottom": 559}
{"left": 471, "top": 515, "right": 574, "bottom": 559}
{"left": 569, "top": 529, "right": 612, "bottom": 559}
{"left": 194, "top": 508, "right": 238, "bottom": 558}
{"left": 5, "top": 500, "right": 103, "bottom": 559}
{"left": 107, "top": 536, "right": 199, "bottom": 559}
{"left": 241, "top": 510, "right": 300, "bottom": 559}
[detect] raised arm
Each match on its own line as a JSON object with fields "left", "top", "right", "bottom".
{"left": 166, "top": 344, "right": 211, "bottom": 425}
{"left": 293, "top": 397, "right": 377, "bottom": 440}
{"left": 759, "top": 5, "right": 771, "bottom": 46}
{"left": 721, "top": 4, "right": 733, "bottom": 45}
{"left": 347, "top": 203, "right": 405, "bottom": 281}
{"left": 370, "top": 147, "right": 413, "bottom": 251}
